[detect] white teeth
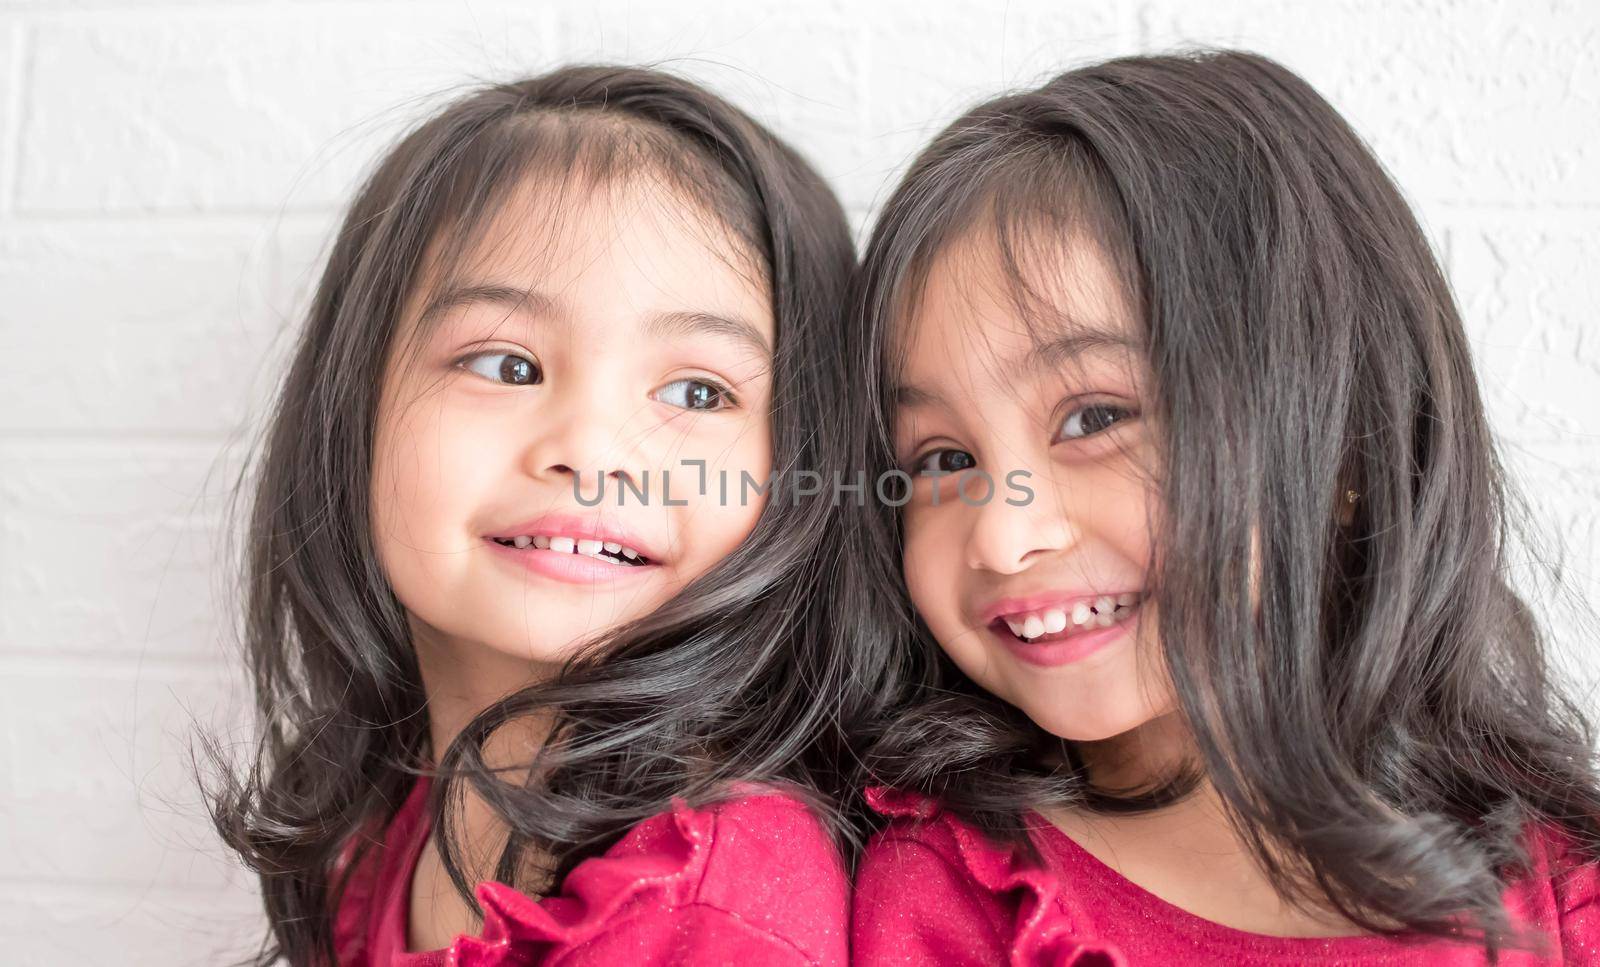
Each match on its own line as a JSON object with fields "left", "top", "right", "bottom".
{"left": 1004, "top": 595, "right": 1143, "bottom": 641}
{"left": 503, "top": 533, "right": 646, "bottom": 563}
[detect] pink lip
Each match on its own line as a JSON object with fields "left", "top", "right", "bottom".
{"left": 990, "top": 601, "right": 1141, "bottom": 668}
{"left": 481, "top": 511, "right": 664, "bottom": 587}
{"left": 978, "top": 590, "right": 1142, "bottom": 626}
{"left": 484, "top": 539, "right": 659, "bottom": 585}
{"left": 484, "top": 512, "right": 661, "bottom": 562}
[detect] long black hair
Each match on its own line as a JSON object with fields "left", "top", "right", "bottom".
{"left": 850, "top": 48, "right": 1600, "bottom": 954}
{"left": 196, "top": 65, "right": 873, "bottom": 967}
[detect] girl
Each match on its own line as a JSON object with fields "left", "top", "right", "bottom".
{"left": 847, "top": 50, "right": 1600, "bottom": 964}
{"left": 200, "top": 66, "right": 864, "bottom": 966}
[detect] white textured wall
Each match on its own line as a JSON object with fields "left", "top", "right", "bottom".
{"left": 0, "top": 1, "right": 1594, "bottom": 963}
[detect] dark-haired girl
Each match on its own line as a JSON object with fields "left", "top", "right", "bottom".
{"left": 202, "top": 65, "right": 861, "bottom": 966}
{"left": 848, "top": 50, "right": 1600, "bottom": 965}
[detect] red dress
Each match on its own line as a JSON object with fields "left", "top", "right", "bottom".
{"left": 331, "top": 775, "right": 848, "bottom": 966}
{"left": 852, "top": 787, "right": 1600, "bottom": 966}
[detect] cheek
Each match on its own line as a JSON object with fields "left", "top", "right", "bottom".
{"left": 900, "top": 509, "right": 962, "bottom": 630}
{"left": 1066, "top": 458, "right": 1158, "bottom": 576}
{"left": 369, "top": 390, "right": 495, "bottom": 588}
{"left": 672, "top": 413, "right": 773, "bottom": 578}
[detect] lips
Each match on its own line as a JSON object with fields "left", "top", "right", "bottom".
{"left": 483, "top": 513, "right": 662, "bottom": 568}
{"left": 982, "top": 592, "right": 1145, "bottom": 667}
{"left": 981, "top": 591, "right": 1144, "bottom": 644}
{"left": 488, "top": 533, "right": 650, "bottom": 566}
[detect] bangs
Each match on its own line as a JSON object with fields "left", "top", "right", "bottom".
{"left": 383, "top": 106, "right": 771, "bottom": 382}
{"left": 880, "top": 130, "right": 1148, "bottom": 396}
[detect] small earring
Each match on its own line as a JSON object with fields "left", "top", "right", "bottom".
{"left": 1345, "top": 489, "right": 1360, "bottom": 504}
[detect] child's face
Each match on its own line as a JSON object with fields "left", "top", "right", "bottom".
{"left": 894, "top": 232, "right": 1175, "bottom": 742}
{"left": 371, "top": 177, "right": 774, "bottom": 673}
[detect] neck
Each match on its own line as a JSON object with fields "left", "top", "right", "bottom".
{"left": 409, "top": 617, "right": 559, "bottom": 771}
{"left": 1074, "top": 709, "right": 1193, "bottom": 793}
{"left": 1051, "top": 715, "right": 1371, "bottom": 938}
{"left": 407, "top": 617, "right": 558, "bottom": 891}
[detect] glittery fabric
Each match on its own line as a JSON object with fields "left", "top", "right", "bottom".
{"left": 852, "top": 787, "right": 1600, "bottom": 966}
{"left": 332, "top": 775, "right": 848, "bottom": 966}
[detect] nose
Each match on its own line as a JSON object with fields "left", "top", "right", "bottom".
{"left": 522, "top": 380, "right": 650, "bottom": 496}
{"left": 963, "top": 469, "right": 1081, "bottom": 575}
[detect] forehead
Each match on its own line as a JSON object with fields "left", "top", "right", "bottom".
{"left": 405, "top": 171, "right": 773, "bottom": 342}
{"left": 898, "top": 226, "right": 1139, "bottom": 378}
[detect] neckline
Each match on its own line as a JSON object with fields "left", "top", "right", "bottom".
{"left": 1023, "top": 810, "right": 1420, "bottom": 958}
{"left": 384, "top": 774, "right": 446, "bottom": 961}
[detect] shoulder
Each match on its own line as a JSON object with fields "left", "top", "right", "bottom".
{"left": 663, "top": 786, "right": 850, "bottom": 963}
{"left": 852, "top": 787, "right": 1125, "bottom": 967}
{"left": 623, "top": 784, "right": 848, "bottom": 898}
{"left": 1517, "top": 821, "right": 1600, "bottom": 948}
{"left": 857, "top": 786, "right": 992, "bottom": 889}
{"left": 458, "top": 786, "right": 848, "bottom": 967}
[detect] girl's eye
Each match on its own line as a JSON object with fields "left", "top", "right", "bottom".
{"left": 461, "top": 352, "right": 541, "bottom": 386}
{"left": 1055, "top": 403, "right": 1133, "bottom": 441}
{"left": 913, "top": 449, "right": 977, "bottom": 475}
{"left": 655, "top": 378, "right": 736, "bottom": 412}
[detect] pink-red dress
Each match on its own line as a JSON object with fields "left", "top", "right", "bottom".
{"left": 852, "top": 787, "right": 1599, "bottom": 966}
{"left": 332, "top": 775, "right": 848, "bottom": 966}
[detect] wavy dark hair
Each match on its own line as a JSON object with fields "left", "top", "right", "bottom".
{"left": 850, "top": 49, "right": 1600, "bottom": 955}
{"left": 195, "top": 65, "right": 872, "bottom": 967}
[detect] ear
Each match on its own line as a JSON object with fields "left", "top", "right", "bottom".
{"left": 1336, "top": 484, "right": 1360, "bottom": 529}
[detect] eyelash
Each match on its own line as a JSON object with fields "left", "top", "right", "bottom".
{"left": 654, "top": 377, "right": 740, "bottom": 412}
{"left": 455, "top": 350, "right": 740, "bottom": 412}
{"left": 907, "top": 401, "right": 1135, "bottom": 475}
{"left": 1053, "top": 402, "right": 1135, "bottom": 442}
{"left": 457, "top": 350, "right": 541, "bottom": 385}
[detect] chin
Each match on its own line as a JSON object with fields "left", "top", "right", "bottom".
{"left": 1020, "top": 699, "right": 1153, "bottom": 744}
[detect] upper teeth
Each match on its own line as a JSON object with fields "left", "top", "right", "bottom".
{"left": 496, "top": 534, "right": 646, "bottom": 564}
{"left": 1003, "top": 593, "right": 1139, "bottom": 640}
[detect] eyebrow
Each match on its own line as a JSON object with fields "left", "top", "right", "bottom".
{"left": 417, "top": 284, "right": 552, "bottom": 329}
{"left": 644, "top": 309, "right": 772, "bottom": 359}
{"left": 418, "top": 284, "right": 770, "bottom": 358}
{"left": 1025, "top": 317, "right": 1142, "bottom": 369}
{"left": 894, "top": 319, "right": 1140, "bottom": 410}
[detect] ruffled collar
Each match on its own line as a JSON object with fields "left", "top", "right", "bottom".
{"left": 865, "top": 787, "right": 1490, "bottom": 965}
{"left": 444, "top": 803, "right": 716, "bottom": 965}
{"left": 865, "top": 786, "right": 1128, "bottom": 967}
{"left": 385, "top": 776, "right": 729, "bottom": 966}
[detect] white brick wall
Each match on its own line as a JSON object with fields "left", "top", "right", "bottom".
{"left": 0, "top": 1, "right": 1594, "bottom": 963}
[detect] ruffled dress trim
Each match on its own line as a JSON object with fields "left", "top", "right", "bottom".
{"left": 864, "top": 786, "right": 1127, "bottom": 967}
{"left": 439, "top": 795, "right": 719, "bottom": 966}
{"left": 344, "top": 775, "right": 834, "bottom": 966}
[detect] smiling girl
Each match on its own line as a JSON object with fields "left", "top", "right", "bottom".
{"left": 201, "top": 66, "right": 860, "bottom": 966}
{"left": 848, "top": 51, "right": 1600, "bottom": 964}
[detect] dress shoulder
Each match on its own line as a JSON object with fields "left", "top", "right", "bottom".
{"left": 447, "top": 789, "right": 847, "bottom": 966}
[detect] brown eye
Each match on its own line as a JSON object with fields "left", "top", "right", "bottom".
{"left": 654, "top": 378, "right": 736, "bottom": 411}
{"left": 913, "top": 449, "right": 976, "bottom": 475}
{"left": 1056, "top": 403, "right": 1132, "bottom": 441}
{"left": 462, "top": 352, "right": 541, "bottom": 386}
